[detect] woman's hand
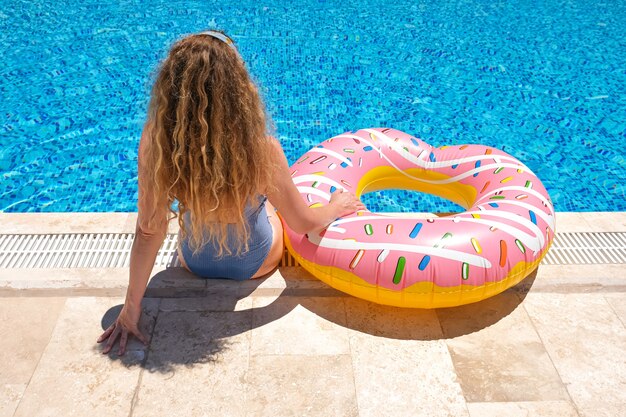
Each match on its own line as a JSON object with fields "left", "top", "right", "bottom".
{"left": 97, "top": 304, "right": 148, "bottom": 356}
{"left": 329, "top": 189, "right": 366, "bottom": 218}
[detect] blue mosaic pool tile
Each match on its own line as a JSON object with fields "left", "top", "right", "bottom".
{"left": 0, "top": 0, "right": 625, "bottom": 213}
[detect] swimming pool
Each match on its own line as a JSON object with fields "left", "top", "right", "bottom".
{"left": 1, "top": 0, "right": 624, "bottom": 213}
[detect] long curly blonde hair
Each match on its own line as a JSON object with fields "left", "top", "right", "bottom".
{"left": 143, "top": 31, "right": 275, "bottom": 256}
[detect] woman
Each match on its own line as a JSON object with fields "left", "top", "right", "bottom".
{"left": 97, "top": 31, "right": 364, "bottom": 355}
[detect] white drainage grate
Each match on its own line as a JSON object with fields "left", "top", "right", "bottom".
{"left": 543, "top": 232, "right": 626, "bottom": 265}
{"left": 0, "top": 233, "right": 295, "bottom": 269}
{"left": 0, "top": 233, "right": 179, "bottom": 268}
{"left": 0, "top": 232, "right": 624, "bottom": 269}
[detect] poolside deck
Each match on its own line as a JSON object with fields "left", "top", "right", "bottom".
{"left": 1, "top": 212, "right": 625, "bottom": 417}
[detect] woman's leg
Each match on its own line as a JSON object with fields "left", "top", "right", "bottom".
{"left": 177, "top": 243, "right": 192, "bottom": 273}
{"left": 251, "top": 201, "right": 284, "bottom": 278}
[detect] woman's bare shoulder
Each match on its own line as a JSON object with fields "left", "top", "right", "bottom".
{"left": 138, "top": 121, "right": 155, "bottom": 166}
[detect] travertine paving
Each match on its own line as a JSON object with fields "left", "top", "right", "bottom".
{"left": 0, "top": 212, "right": 625, "bottom": 417}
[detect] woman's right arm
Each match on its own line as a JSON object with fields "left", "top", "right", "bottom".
{"left": 97, "top": 124, "right": 168, "bottom": 355}
{"left": 266, "top": 138, "right": 365, "bottom": 233}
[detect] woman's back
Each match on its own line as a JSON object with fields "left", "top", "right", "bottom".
{"left": 138, "top": 31, "right": 275, "bottom": 258}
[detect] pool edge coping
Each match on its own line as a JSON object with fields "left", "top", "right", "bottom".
{"left": 0, "top": 212, "right": 624, "bottom": 234}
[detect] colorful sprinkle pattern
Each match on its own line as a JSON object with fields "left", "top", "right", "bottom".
{"left": 283, "top": 128, "right": 555, "bottom": 306}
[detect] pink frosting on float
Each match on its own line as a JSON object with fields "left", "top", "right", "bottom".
{"left": 283, "top": 128, "right": 555, "bottom": 291}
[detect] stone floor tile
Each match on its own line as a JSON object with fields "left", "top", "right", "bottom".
{"left": 351, "top": 339, "right": 467, "bottom": 417}
{"left": 577, "top": 212, "right": 626, "bottom": 232}
{"left": 555, "top": 211, "right": 626, "bottom": 232}
{"left": 529, "top": 264, "right": 626, "bottom": 293}
{"left": 158, "top": 292, "right": 253, "bottom": 312}
{"left": 122, "top": 214, "right": 180, "bottom": 234}
{"left": 604, "top": 293, "right": 626, "bottom": 326}
{"left": 246, "top": 355, "right": 358, "bottom": 417}
{"left": 523, "top": 293, "right": 626, "bottom": 417}
{"left": 122, "top": 213, "right": 139, "bottom": 233}
{"left": 0, "top": 213, "right": 130, "bottom": 234}
{"left": 344, "top": 299, "right": 468, "bottom": 417}
{"left": 1, "top": 384, "right": 26, "bottom": 417}
{"left": 278, "top": 265, "right": 318, "bottom": 281}
{"left": 240, "top": 268, "right": 334, "bottom": 300}
{"left": 344, "top": 297, "right": 444, "bottom": 339}
{"left": 239, "top": 267, "right": 289, "bottom": 293}
{"left": 439, "top": 291, "right": 569, "bottom": 402}
{"left": 239, "top": 267, "right": 324, "bottom": 295}
{"left": 13, "top": 297, "right": 157, "bottom": 417}
{"left": 0, "top": 297, "right": 66, "bottom": 382}
{"left": 554, "top": 213, "right": 594, "bottom": 233}
{"left": 145, "top": 267, "right": 206, "bottom": 291}
{"left": 132, "top": 310, "right": 251, "bottom": 417}
{"left": 0, "top": 268, "right": 130, "bottom": 292}
{"left": 0, "top": 297, "right": 66, "bottom": 417}
{"left": 467, "top": 401, "right": 579, "bottom": 417}
{"left": 250, "top": 296, "right": 349, "bottom": 356}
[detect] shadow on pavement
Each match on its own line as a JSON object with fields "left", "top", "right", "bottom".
{"left": 99, "top": 265, "right": 537, "bottom": 371}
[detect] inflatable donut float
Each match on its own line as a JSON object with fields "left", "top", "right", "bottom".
{"left": 281, "top": 128, "right": 555, "bottom": 308}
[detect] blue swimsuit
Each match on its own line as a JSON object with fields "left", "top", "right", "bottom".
{"left": 178, "top": 196, "right": 273, "bottom": 280}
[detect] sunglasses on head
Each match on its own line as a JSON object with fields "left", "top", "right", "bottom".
{"left": 198, "top": 30, "right": 237, "bottom": 51}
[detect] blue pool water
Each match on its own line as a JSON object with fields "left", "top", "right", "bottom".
{"left": 1, "top": 0, "right": 625, "bottom": 213}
